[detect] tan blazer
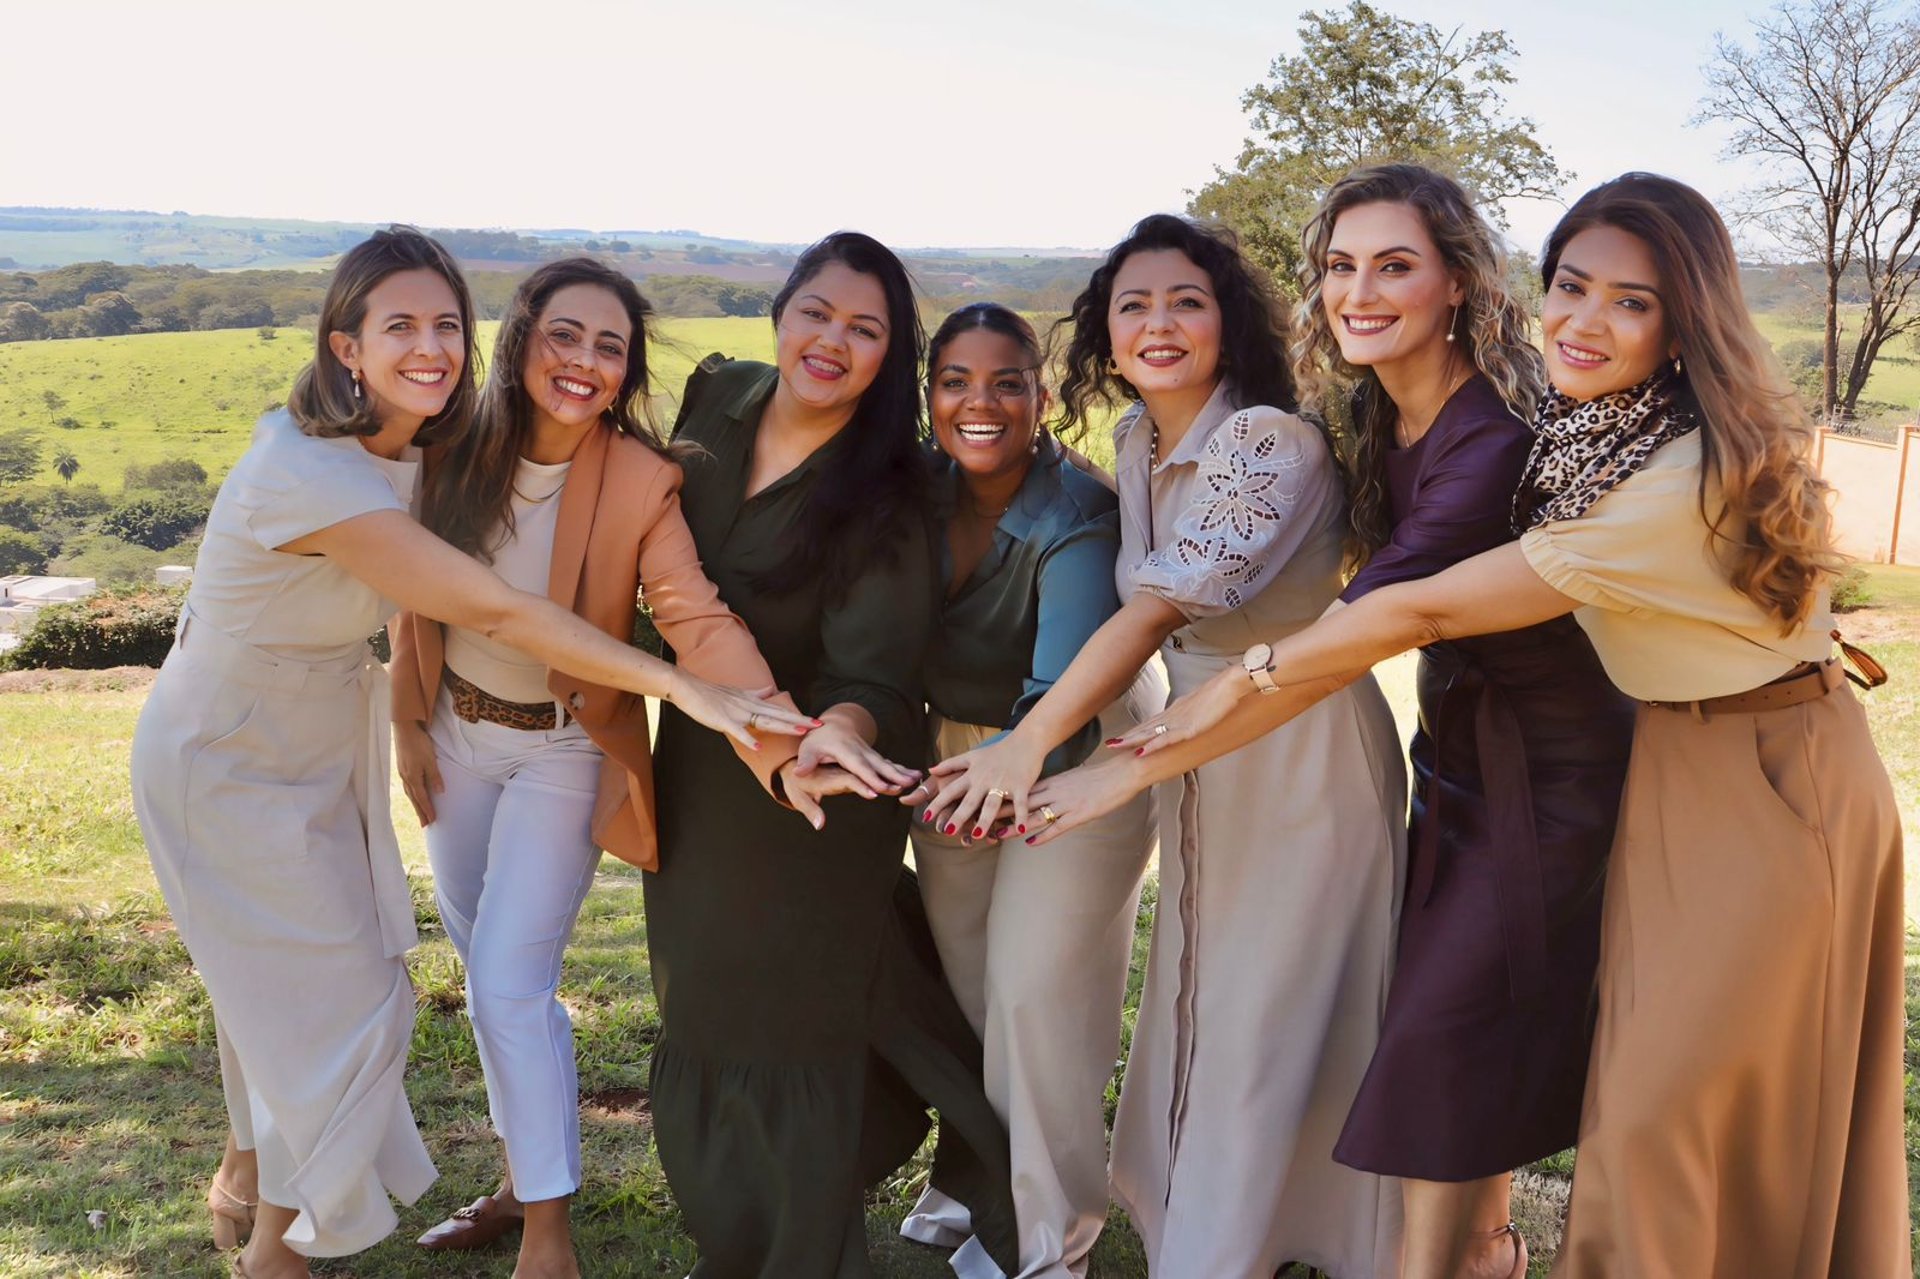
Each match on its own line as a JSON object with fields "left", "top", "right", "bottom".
{"left": 391, "top": 424, "right": 799, "bottom": 870}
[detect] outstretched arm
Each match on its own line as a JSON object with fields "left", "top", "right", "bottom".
{"left": 286, "top": 509, "right": 819, "bottom": 751}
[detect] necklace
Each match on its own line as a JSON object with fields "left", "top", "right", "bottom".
{"left": 1149, "top": 422, "right": 1161, "bottom": 469}
{"left": 1394, "top": 367, "right": 1475, "bottom": 448}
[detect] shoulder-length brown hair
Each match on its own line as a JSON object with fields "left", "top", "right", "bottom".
{"left": 424, "top": 257, "right": 670, "bottom": 561}
{"left": 1542, "top": 173, "right": 1839, "bottom": 629}
{"left": 1294, "top": 163, "right": 1545, "bottom": 564}
{"left": 287, "top": 226, "right": 478, "bottom": 444}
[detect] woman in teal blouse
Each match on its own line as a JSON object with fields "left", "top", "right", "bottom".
{"left": 898, "top": 303, "right": 1161, "bottom": 1278}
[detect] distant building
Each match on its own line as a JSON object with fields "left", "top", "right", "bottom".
{"left": 0, "top": 575, "right": 97, "bottom": 633}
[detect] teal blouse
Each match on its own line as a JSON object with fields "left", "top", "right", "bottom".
{"left": 925, "top": 438, "right": 1122, "bottom": 776}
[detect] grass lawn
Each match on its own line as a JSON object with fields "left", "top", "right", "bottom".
{"left": 0, "top": 319, "right": 781, "bottom": 492}
{"left": 3, "top": 575, "right": 1917, "bottom": 1277}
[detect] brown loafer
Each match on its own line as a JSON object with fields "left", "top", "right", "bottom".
{"left": 415, "top": 1194, "right": 524, "bottom": 1251}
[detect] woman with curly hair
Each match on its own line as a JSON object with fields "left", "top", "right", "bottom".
{"left": 1078, "top": 174, "right": 1911, "bottom": 1277}
{"left": 924, "top": 214, "right": 1406, "bottom": 1277}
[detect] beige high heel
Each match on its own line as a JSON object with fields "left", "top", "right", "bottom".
{"left": 207, "top": 1177, "right": 257, "bottom": 1250}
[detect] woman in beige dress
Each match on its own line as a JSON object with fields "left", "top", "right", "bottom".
{"left": 130, "top": 228, "right": 816, "bottom": 1279}
{"left": 925, "top": 215, "right": 1407, "bottom": 1277}
{"left": 1071, "top": 175, "right": 1910, "bottom": 1279}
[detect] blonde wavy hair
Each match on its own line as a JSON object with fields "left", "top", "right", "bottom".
{"left": 1293, "top": 164, "right": 1545, "bottom": 564}
{"left": 1542, "top": 174, "right": 1838, "bottom": 629}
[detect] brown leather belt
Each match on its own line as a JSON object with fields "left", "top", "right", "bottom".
{"left": 444, "top": 665, "right": 567, "bottom": 731}
{"left": 1645, "top": 658, "right": 1842, "bottom": 717}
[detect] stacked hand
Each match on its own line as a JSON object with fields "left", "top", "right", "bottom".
{"left": 778, "top": 718, "right": 922, "bottom": 831}
{"left": 919, "top": 735, "right": 1047, "bottom": 843}
{"left": 1100, "top": 663, "right": 1250, "bottom": 757}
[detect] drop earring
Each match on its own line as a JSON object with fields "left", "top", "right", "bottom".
{"left": 1672, "top": 354, "right": 1684, "bottom": 376}
{"left": 1445, "top": 305, "right": 1458, "bottom": 343}
{"left": 351, "top": 368, "right": 363, "bottom": 400}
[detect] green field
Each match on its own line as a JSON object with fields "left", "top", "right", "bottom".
{"left": 0, "top": 319, "right": 781, "bottom": 490}
{"left": 1749, "top": 310, "right": 1920, "bottom": 426}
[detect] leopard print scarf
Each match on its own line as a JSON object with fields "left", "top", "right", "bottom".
{"left": 1511, "top": 370, "right": 1696, "bottom": 533}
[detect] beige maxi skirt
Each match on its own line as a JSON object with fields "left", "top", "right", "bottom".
{"left": 1555, "top": 665, "right": 1910, "bottom": 1279}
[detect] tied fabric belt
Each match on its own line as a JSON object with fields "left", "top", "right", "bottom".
{"left": 173, "top": 604, "right": 419, "bottom": 959}
{"left": 1414, "top": 651, "right": 1548, "bottom": 1005}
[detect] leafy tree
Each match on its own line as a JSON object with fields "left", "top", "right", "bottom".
{"left": 0, "top": 301, "right": 48, "bottom": 342}
{"left": 53, "top": 450, "right": 79, "bottom": 484}
{"left": 1189, "top": 0, "right": 1567, "bottom": 285}
{"left": 124, "top": 458, "right": 209, "bottom": 492}
{"left": 1697, "top": 0, "right": 1920, "bottom": 422}
{"left": 99, "top": 493, "right": 210, "bottom": 550}
{"left": 0, "top": 527, "right": 47, "bottom": 574}
{"left": 41, "top": 389, "right": 65, "bottom": 412}
{"left": 0, "top": 431, "right": 43, "bottom": 484}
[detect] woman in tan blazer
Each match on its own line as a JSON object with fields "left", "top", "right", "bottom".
{"left": 387, "top": 258, "right": 876, "bottom": 1279}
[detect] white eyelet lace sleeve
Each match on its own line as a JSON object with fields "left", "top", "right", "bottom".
{"left": 1130, "top": 407, "right": 1332, "bottom": 619}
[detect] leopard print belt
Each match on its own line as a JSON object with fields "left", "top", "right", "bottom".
{"left": 443, "top": 666, "right": 569, "bottom": 731}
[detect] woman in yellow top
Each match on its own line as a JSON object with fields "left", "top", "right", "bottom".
{"left": 1033, "top": 173, "right": 1910, "bottom": 1278}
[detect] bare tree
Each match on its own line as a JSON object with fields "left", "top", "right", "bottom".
{"left": 1698, "top": 0, "right": 1920, "bottom": 423}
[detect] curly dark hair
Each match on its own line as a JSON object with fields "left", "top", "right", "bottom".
{"left": 1054, "top": 213, "right": 1299, "bottom": 440}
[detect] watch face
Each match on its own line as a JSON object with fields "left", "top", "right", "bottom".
{"left": 1244, "top": 642, "right": 1272, "bottom": 671}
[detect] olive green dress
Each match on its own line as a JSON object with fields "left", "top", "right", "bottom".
{"left": 643, "top": 358, "right": 1018, "bottom": 1279}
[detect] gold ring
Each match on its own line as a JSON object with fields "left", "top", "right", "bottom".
{"left": 1151, "top": 723, "right": 1169, "bottom": 737}
{"left": 987, "top": 787, "right": 1012, "bottom": 800}
{"left": 1041, "top": 805, "right": 1060, "bottom": 825}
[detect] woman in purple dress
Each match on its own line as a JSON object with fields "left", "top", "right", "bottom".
{"left": 1029, "top": 165, "right": 1635, "bottom": 1279}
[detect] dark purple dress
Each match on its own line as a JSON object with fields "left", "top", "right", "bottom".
{"left": 1332, "top": 376, "right": 1635, "bottom": 1181}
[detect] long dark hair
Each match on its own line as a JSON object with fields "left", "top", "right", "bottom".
{"left": 1542, "top": 174, "right": 1838, "bottom": 628}
{"left": 1055, "top": 213, "right": 1299, "bottom": 439}
{"left": 287, "top": 225, "right": 478, "bottom": 444}
{"left": 424, "top": 257, "right": 663, "bottom": 560}
{"left": 1294, "top": 164, "right": 1544, "bottom": 562}
{"left": 756, "top": 231, "right": 927, "bottom": 600}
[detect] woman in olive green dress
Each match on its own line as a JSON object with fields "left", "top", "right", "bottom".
{"left": 643, "top": 231, "right": 1018, "bottom": 1278}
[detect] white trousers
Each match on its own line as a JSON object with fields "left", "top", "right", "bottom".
{"left": 424, "top": 693, "right": 603, "bottom": 1203}
{"left": 902, "top": 707, "right": 1159, "bottom": 1279}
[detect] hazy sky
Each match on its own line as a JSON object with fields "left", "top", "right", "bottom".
{"left": 4, "top": 0, "right": 1775, "bottom": 257}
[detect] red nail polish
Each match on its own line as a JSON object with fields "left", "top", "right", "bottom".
{"left": 945, "top": 824, "right": 957, "bottom": 835}
{"left": 1135, "top": 747, "right": 1146, "bottom": 757}
{"left": 1024, "top": 836, "right": 1037, "bottom": 845}
{"left": 972, "top": 827, "right": 984, "bottom": 838}
{"left": 1016, "top": 824, "right": 1027, "bottom": 834}
{"left": 1104, "top": 737, "right": 1122, "bottom": 746}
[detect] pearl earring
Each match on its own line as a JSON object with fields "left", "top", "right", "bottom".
{"left": 351, "top": 368, "right": 363, "bottom": 400}
{"left": 1445, "top": 305, "right": 1458, "bottom": 343}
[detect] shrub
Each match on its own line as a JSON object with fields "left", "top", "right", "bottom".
{"left": 99, "top": 493, "right": 210, "bottom": 550}
{"left": 123, "top": 458, "right": 209, "bottom": 492}
{"left": 0, "top": 527, "right": 48, "bottom": 574}
{"left": 3, "top": 584, "right": 187, "bottom": 670}
{"left": 1831, "top": 564, "right": 1874, "bottom": 612}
